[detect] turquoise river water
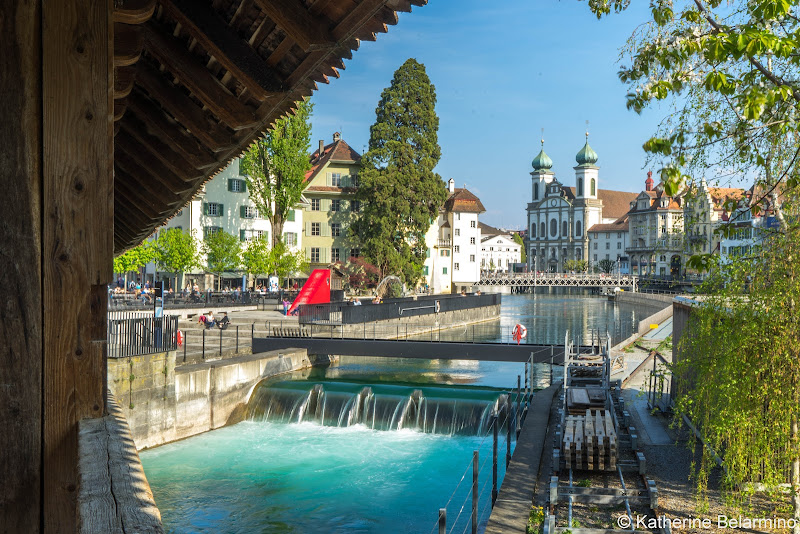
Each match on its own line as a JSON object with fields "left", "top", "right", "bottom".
{"left": 140, "top": 293, "right": 657, "bottom": 533}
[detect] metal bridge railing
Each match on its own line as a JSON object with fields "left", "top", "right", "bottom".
{"left": 107, "top": 311, "right": 179, "bottom": 358}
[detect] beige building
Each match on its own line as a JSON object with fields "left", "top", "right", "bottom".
{"left": 682, "top": 180, "right": 744, "bottom": 260}
{"left": 302, "top": 133, "right": 362, "bottom": 269}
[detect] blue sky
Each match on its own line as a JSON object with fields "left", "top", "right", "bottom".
{"left": 310, "top": 0, "right": 664, "bottom": 229}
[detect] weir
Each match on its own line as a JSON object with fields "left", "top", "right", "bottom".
{"left": 246, "top": 380, "right": 514, "bottom": 437}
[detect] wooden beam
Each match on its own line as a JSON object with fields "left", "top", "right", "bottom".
{"left": 254, "top": 0, "right": 334, "bottom": 52}
{"left": 114, "top": 133, "right": 195, "bottom": 194}
{"left": 114, "top": 100, "right": 127, "bottom": 121}
{"left": 114, "top": 66, "right": 136, "bottom": 99}
{"left": 113, "top": 0, "right": 156, "bottom": 25}
{"left": 125, "top": 90, "right": 217, "bottom": 169}
{"left": 115, "top": 174, "right": 171, "bottom": 221}
{"left": 266, "top": 35, "right": 294, "bottom": 67}
{"left": 1, "top": 2, "right": 42, "bottom": 532}
{"left": 42, "top": 0, "right": 113, "bottom": 530}
{"left": 118, "top": 121, "right": 203, "bottom": 181}
{"left": 113, "top": 23, "right": 143, "bottom": 67}
{"left": 114, "top": 146, "right": 193, "bottom": 200}
{"left": 160, "top": 0, "right": 284, "bottom": 101}
{"left": 142, "top": 22, "right": 258, "bottom": 129}
{"left": 136, "top": 61, "right": 234, "bottom": 151}
{"left": 332, "top": 0, "right": 387, "bottom": 41}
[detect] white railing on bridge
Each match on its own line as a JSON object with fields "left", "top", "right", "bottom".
{"left": 478, "top": 272, "right": 637, "bottom": 288}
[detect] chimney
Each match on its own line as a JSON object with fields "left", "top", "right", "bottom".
{"left": 318, "top": 139, "right": 324, "bottom": 157}
{"left": 333, "top": 132, "right": 341, "bottom": 142}
{"left": 645, "top": 170, "right": 654, "bottom": 192}
{"left": 448, "top": 178, "right": 455, "bottom": 193}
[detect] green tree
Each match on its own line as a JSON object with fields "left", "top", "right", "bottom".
{"left": 513, "top": 233, "right": 527, "bottom": 263}
{"left": 353, "top": 58, "right": 448, "bottom": 285}
{"left": 271, "top": 241, "right": 308, "bottom": 286}
{"left": 488, "top": 259, "right": 496, "bottom": 272}
{"left": 241, "top": 236, "right": 271, "bottom": 288}
{"left": 240, "top": 99, "right": 313, "bottom": 250}
{"left": 153, "top": 228, "right": 199, "bottom": 290}
{"left": 564, "top": 259, "right": 588, "bottom": 273}
{"left": 201, "top": 230, "right": 241, "bottom": 290}
{"left": 597, "top": 259, "right": 615, "bottom": 274}
{"left": 113, "top": 242, "right": 154, "bottom": 283}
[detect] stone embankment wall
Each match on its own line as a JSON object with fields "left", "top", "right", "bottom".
{"left": 108, "top": 348, "right": 310, "bottom": 450}
{"left": 609, "top": 293, "right": 675, "bottom": 351}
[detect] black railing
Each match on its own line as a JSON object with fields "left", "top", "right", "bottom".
{"left": 297, "top": 293, "right": 502, "bottom": 325}
{"left": 108, "top": 291, "right": 254, "bottom": 311}
{"left": 107, "top": 311, "right": 179, "bottom": 358}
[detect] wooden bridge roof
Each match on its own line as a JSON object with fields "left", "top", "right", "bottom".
{"left": 112, "top": 0, "right": 425, "bottom": 253}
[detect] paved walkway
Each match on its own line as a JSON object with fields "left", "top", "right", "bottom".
{"left": 642, "top": 316, "right": 673, "bottom": 340}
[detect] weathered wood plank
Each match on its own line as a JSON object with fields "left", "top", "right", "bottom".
{"left": 42, "top": 0, "right": 113, "bottom": 530}
{"left": 114, "top": 66, "right": 137, "bottom": 99}
{"left": 113, "top": 0, "right": 156, "bottom": 25}
{"left": 254, "top": 0, "right": 334, "bottom": 52}
{"left": 143, "top": 22, "right": 258, "bottom": 129}
{"left": 113, "top": 23, "right": 143, "bottom": 67}
{"left": 161, "top": 0, "right": 284, "bottom": 100}
{"left": 0, "top": 2, "right": 43, "bottom": 532}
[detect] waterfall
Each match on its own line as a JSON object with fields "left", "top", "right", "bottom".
{"left": 246, "top": 381, "right": 515, "bottom": 437}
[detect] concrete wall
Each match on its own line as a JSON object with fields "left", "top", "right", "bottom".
{"left": 108, "top": 348, "right": 310, "bottom": 450}
{"left": 615, "top": 291, "right": 675, "bottom": 307}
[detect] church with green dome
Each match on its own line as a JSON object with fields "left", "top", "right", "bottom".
{"left": 526, "top": 135, "right": 638, "bottom": 272}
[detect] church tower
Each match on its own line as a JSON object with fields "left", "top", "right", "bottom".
{"left": 574, "top": 132, "right": 599, "bottom": 200}
{"left": 530, "top": 138, "right": 554, "bottom": 204}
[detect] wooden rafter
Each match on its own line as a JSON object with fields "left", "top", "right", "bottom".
{"left": 115, "top": 145, "right": 192, "bottom": 199}
{"left": 114, "top": 66, "right": 137, "bottom": 99}
{"left": 119, "top": 121, "right": 203, "bottom": 181}
{"left": 115, "top": 130, "right": 196, "bottom": 191}
{"left": 114, "top": 23, "right": 144, "bottom": 66}
{"left": 113, "top": 0, "right": 157, "bottom": 25}
{"left": 126, "top": 90, "right": 217, "bottom": 169}
{"left": 143, "top": 22, "right": 258, "bottom": 129}
{"left": 254, "top": 0, "right": 335, "bottom": 52}
{"left": 136, "top": 62, "right": 234, "bottom": 151}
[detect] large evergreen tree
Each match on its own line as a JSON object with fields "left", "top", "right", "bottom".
{"left": 354, "top": 58, "right": 448, "bottom": 284}
{"left": 240, "top": 99, "right": 313, "bottom": 250}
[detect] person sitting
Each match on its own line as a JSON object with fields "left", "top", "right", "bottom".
{"left": 205, "top": 311, "right": 215, "bottom": 328}
{"left": 216, "top": 312, "right": 230, "bottom": 330}
{"left": 353, "top": 298, "right": 362, "bottom": 306}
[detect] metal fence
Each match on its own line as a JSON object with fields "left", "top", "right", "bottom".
{"left": 107, "top": 311, "right": 179, "bottom": 358}
{"left": 297, "top": 293, "right": 502, "bottom": 325}
{"left": 108, "top": 291, "right": 254, "bottom": 311}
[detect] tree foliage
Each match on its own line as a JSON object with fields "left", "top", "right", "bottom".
{"left": 153, "top": 228, "right": 199, "bottom": 276}
{"left": 201, "top": 230, "right": 241, "bottom": 289}
{"left": 564, "top": 259, "right": 588, "bottom": 272}
{"left": 240, "top": 99, "right": 313, "bottom": 249}
{"left": 354, "top": 58, "right": 448, "bottom": 285}
{"left": 587, "top": 0, "right": 800, "bottom": 209}
{"left": 113, "top": 243, "right": 154, "bottom": 275}
{"left": 513, "top": 233, "right": 527, "bottom": 263}
{"left": 597, "top": 258, "right": 616, "bottom": 274}
{"left": 241, "top": 236, "right": 272, "bottom": 281}
{"left": 271, "top": 241, "right": 308, "bottom": 284}
{"left": 336, "top": 257, "right": 380, "bottom": 292}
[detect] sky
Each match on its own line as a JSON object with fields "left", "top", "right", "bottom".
{"left": 310, "top": 0, "right": 664, "bottom": 230}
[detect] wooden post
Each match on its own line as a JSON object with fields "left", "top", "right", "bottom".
{"left": 492, "top": 414, "right": 498, "bottom": 507}
{"left": 219, "top": 327, "right": 223, "bottom": 357}
{"left": 438, "top": 508, "right": 446, "bottom": 534}
{"left": 506, "top": 396, "right": 512, "bottom": 468}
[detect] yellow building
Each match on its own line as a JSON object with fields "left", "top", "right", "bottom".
{"left": 302, "top": 133, "right": 362, "bottom": 269}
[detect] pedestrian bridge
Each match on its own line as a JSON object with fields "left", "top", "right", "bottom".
{"left": 478, "top": 273, "right": 637, "bottom": 290}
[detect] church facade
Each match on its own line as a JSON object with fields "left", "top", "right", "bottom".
{"left": 525, "top": 137, "right": 637, "bottom": 272}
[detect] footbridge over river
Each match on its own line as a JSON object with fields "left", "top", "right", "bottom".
{"left": 478, "top": 273, "right": 637, "bottom": 291}
{"left": 253, "top": 334, "right": 600, "bottom": 364}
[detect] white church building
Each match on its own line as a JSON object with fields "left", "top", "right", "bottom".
{"left": 526, "top": 136, "right": 637, "bottom": 272}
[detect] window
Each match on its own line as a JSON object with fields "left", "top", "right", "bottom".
{"left": 593, "top": 242, "right": 598, "bottom": 250}
{"left": 606, "top": 254, "right": 610, "bottom": 260}
{"left": 577, "top": 177, "right": 583, "bottom": 196}
{"left": 605, "top": 232, "right": 610, "bottom": 238}
{"left": 540, "top": 222, "right": 546, "bottom": 238}
{"left": 470, "top": 220, "right": 476, "bottom": 228}
{"left": 287, "top": 209, "right": 296, "bottom": 222}
{"left": 605, "top": 242, "right": 610, "bottom": 250}
{"left": 350, "top": 173, "right": 359, "bottom": 187}
{"left": 576, "top": 221, "right": 582, "bottom": 236}
{"left": 454, "top": 245, "right": 460, "bottom": 253}
{"left": 310, "top": 248, "right": 320, "bottom": 263}
{"left": 470, "top": 237, "right": 476, "bottom": 245}
{"left": 617, "top": 242, "right": 622, "bottom": 249}
{"left": 593, "top": 254, "right": 598, "bottom": 261}
{"left": 469, "top": 254, "right": 475, "bottom": 262}
{"left": 330, "top": 173, "right": 342, "bottom": 187}
{"left": 617, "top": 232, "right": 622, "bottom": 238}
{"left": 351, "top": 200, "right": 361, "bottom": 213}
{"left": 550, "top": 218, "right": 557, "bottom": 237}
{"left": 331, "top": 223, "right": 341, "bottom": 237}
{"left": 531, "top": 224, "right": 536, "bottom": 238}
{"left": 590, "top": 178, "right": 596, "bottom": 196}
{"left": 443, "top": 267, "right": 448, "bottom": 275}
{"left": 351, "top": 248, "right": 360, "bottom": 258}
{"left": 455, "top": 229, "right": 461, "bottom": 236}
{"left": 203, "top": 226, "right": 221, "bottom": 238}
{"left": 240, "top": 205, "right": 258, "bottom": 218}
{"left": 454, "top": 263, "right": 460, "bottom": 271}
{"left": 331, "top": 248, "right": 341, "bottom": 262}
{"left": 204, "top": 202, "right": 223, "bottom": 216}
{"left": 489, "top": 247, "right": 493, "bottom": 251}
{"left": 284, "top": 232, "right": 297, "bottom": 247}
{"left": 426, "top": 248, "right": 431, "bottom": 258}
{"left": 311, "top": 198, "right": 321, "bottom": 211}
{"left": 228, "top": 178, "right": 247, "bottom": 192}
{"left": 311, "top": 222, "right": 321, "bottom": 236}
{"left": 240, "top": 229, "right": 267, "bottom": 241}
{"left": 562, "top": 221, "right": 568, "bottom": 237}
{"left": 533, "top": 183, "right": 539, "bottom": 200}
{"left": 440, "top": 249, "right": 450, "bottom": 257}
{"left": 331, "top": 199, "right": 341, "bottom": 212}
{"left": 424, "top": 266, "right": 429, "bottom": 276}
